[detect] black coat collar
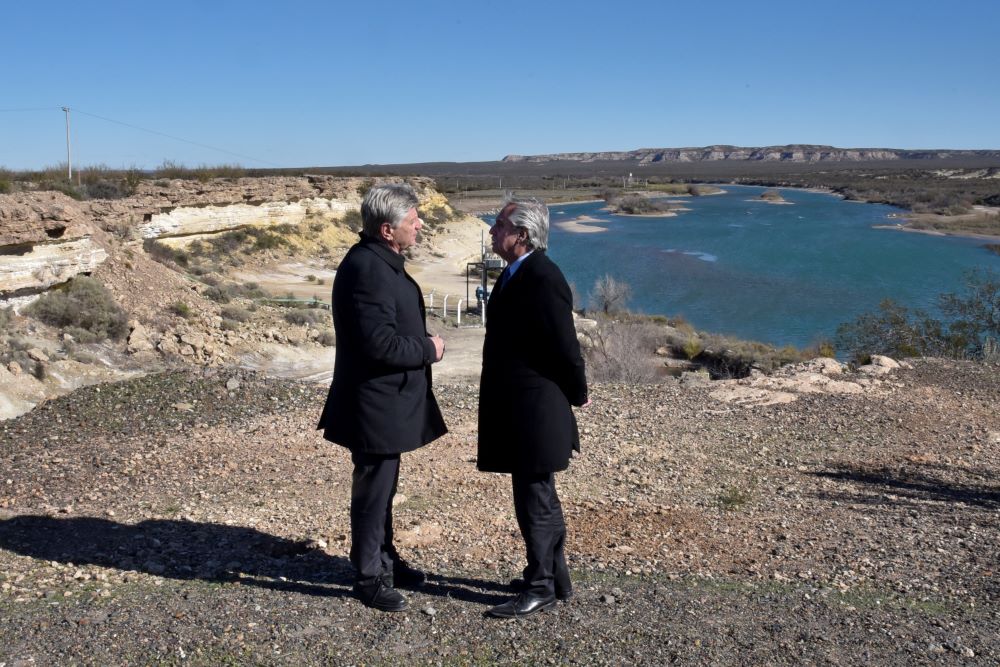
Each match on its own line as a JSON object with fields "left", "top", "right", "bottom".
{"left": 359, "top": 233, "right": 405, "bottom": 272}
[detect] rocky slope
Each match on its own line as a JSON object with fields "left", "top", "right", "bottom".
{"left": 0, "top": 358, "right": 996, "bottom": 664}
{"left": 0, "top": 175, "right": 467, "bottom": 419}
{"left": 502, "top": 145, "right": 1000, "bottom": 165}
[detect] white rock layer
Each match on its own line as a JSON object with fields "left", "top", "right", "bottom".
{"left": 0, "top": 237, "right": 108, "bottom": 296}
{"left": 137, "top": 198, "right": 356, "bottom": 239}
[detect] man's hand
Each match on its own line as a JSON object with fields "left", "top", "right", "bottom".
{"left": 430, "top": 334, "right": 445, "bottom": 362}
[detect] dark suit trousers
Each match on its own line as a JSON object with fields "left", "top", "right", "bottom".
{"left": 350, "top": 451, "right": 400, "bottom": 584}
{"left": 512, "top": 472, "right": 570, "bottom": 597}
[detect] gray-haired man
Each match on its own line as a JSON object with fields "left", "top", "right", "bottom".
{"left": 478, "top": 196, "right": 589, "bottom": 618}
{"left": 318, "top": 182, "right": 447, "bottom": 611}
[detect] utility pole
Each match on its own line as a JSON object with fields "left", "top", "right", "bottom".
{"left": 61, "top": 107, "right": 72, "bottom": 181}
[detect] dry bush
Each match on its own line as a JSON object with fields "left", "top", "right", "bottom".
{"left": 582, "top": 320, "right": 663, "bottom": 383}
{"left": 25, "top": 276, "right": 128, "bottom": 341}
{"left": 589, "top": 274, "right": 632, "bottom": 315}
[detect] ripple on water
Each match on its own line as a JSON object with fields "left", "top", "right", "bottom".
{"left": 664, "top": 249, "right": 718, "bottom": 263}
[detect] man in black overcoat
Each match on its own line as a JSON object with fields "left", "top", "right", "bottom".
{"left": 317, "top": 183, "right": 447, "bottom": 612}
{"left": 478, "top": 196, "right": 589, "bottom": 618}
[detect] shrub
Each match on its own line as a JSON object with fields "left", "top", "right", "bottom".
{"left": 718, "top": 482, "right": 755, "bottom": 511}
{"left": 317, "top": 329, "right": 336, "bottom": 346}
{"left": 202, "top": 285, "right": 231, "bottom": 303}
{"left": 0, "top": 178, "right": 11, "bottom": 194}
{"left": 682, "top": 337, "right": 703, "bottom": 360}
{"left": 246, "top": 227, "right": 287, "bottom": 251}
{"left": 170, "top": 301, "right": 193, "bottom": 319}
{"left": 143, "top": 239, "right": 190, "bottom": 268}
{"left": 284, "top": 308, "right": 327, "bottom": 326}
{"left": 220, "top": 305, "right": 252, "bottom": 323}
{"left": 85, "top": 180, "right": 127, "bottom": 200}
{"left": 590, "top": 275, "right": 632, "bottom": 315}
{"left": 342, "top": 209, "right": 363, "bottom": 232}
{"left": 815, "top": 340, "right": 836, "bottom": 358}
{"left": 220, "top": 319, "right": 242, "bottom": 331}
{"left": 25, "top": 276, "right": 128, "bottom": 340}
{"left": 0, "top": 307, "right": 11, "bottom": 329}
{"left": 581, "top": 320, "right": 662, "bottom": 383}
{"left": 836, "top": 270, "right": 999, "bottom": 363}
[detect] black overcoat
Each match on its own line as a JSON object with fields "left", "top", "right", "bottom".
{"left": 317, "top": 235, "right": 447, "bottom": 454}
{"left": 477, "top": 250, "right": 588, "bottom": 474}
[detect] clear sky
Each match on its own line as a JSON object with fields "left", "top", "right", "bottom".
{"left": 3, "top": 0, "right": 998, "bottom": 170}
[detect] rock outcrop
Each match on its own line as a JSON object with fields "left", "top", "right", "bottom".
{"left": 502, "top": 145, "right": 1000, "bottom": 165}
{"left": 0, "top": 238, "right": 108, "bottom": 297}
{"left": 136, "top": 198, "right": 357, "bottom": 239}
{"left": 0, "top": 175, "right": 443, "bottom": 300}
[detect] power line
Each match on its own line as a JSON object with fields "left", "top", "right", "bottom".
{"left": 1, "top": 106, "right": 279, "bottom": 167}
{"left": 71, "top": 107, "right": 279, "bottom": 167}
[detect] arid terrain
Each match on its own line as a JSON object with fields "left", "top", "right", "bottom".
{"left": 1, "top": 357, "right": 997, "bottom": 665}
{"left": 1, "top": 175, "right": 998, "bottom": 665}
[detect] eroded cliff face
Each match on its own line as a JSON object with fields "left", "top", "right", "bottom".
{"left": 0, "top": 175, "right": 428, "bottom": 299}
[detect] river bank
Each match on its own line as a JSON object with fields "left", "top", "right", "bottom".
{"left": 452, "top": 186, "right": 1000, "bottom": 240}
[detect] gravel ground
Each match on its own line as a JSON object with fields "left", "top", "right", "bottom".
{"left": 1, "top": 359, "right": 998, "bottom": 665}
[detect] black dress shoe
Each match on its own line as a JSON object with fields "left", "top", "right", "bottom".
{"left": 486, "top": 592, "right": 557, "bottom": 618}
{"left": 353, "top": 579, "right": 407, "bottom": 612}
{"left": 392, "top": 558, "right": 426, "bottom": 588}
{"left": 509, "top": 578, "right": 573, "bottom": 601}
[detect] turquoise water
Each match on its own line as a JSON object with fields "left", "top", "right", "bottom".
{"left": 528, "top": 185, "right": 999, "bottom": 348}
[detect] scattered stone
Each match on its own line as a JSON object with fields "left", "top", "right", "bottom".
{"left": 127, "top": 321, "right": 155, "bottom": 353}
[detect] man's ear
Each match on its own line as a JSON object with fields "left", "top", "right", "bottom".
{"left": 379, "top": 222, "right": 394, "bottom": 242}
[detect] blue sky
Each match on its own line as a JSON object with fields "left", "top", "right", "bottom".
{"left": 3, "top": 0, "right": 998, "bottom": 170}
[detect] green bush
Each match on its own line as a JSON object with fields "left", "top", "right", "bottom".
{"left": 836, "top": 269, "right": 999, "bottom": 363}
{"left": 170, "top": 301, "right": 193, "bottom": 319}
{"left": 682, "top": 338, "right": 703, "bottom": 360}
{"left": 25, "top": 276, "right": 128, "bottom": 340}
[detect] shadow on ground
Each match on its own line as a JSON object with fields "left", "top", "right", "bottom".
{"left": 0, "top": 515, "right": 507, "bottom": 604}
{"left": 810, "top": 463, "right": 1000, "bottom": 509}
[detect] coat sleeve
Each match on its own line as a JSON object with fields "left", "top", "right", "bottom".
{"left": 350, "top": 256, "right": 434, "bottom": 370}
{"left": 532, "top": 267, "right": 588, "bottom": 406}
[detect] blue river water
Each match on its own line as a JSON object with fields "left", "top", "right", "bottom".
{"left": 496, "top": 185, "right": 1000, "bottom": 349}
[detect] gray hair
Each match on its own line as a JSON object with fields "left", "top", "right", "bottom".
{"left": 361, "top": 183, "right": 419, "bottom": 238}
{"left": 502, "top": 195, "right": 549, "bottom": 250}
